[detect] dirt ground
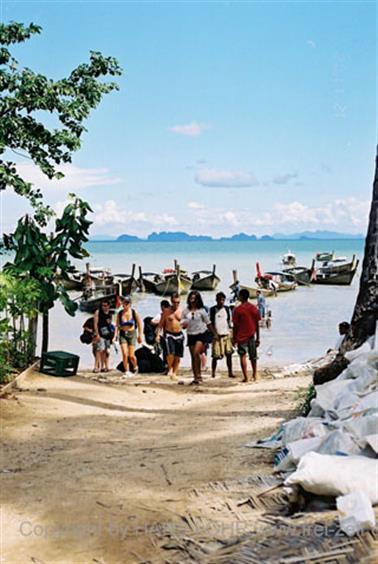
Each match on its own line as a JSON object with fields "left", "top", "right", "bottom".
{"left": 1, "top": 367, "right": 312, "bottom": 563}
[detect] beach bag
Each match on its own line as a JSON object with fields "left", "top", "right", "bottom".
{"left": 136, "top": 346, "right": 165, "bottom": 373}
{"left": 80, "top": 317, "right": 94, "bottom": 344}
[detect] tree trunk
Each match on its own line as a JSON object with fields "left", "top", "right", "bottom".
{"left": 28, "top": 315, "right": 38, "bottom": 359}
{"left": 313, "top": 148, "right": 378, "bottom": 385}
{"left": 41, "top": 311, "right": 49, "bottom": 355}
{"left": 341, "top": 148, "right": 378, "bottom": 351}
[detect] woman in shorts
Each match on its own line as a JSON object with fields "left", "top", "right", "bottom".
{"left": 181, "top": 291, "right": 217, "bottom": 385}
{"left": 116, "top": 297, "right": 143, "bottom": 377}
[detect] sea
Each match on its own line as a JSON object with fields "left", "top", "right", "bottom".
{"left": 46, "top": 238, "right": 364, "bottom": 371}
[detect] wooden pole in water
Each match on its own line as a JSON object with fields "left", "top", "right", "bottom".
{"left": 176, "top": 262, "right": 181, "bottom": 295}
{"left": 138, "top": 266, "right": 145, "bottom": 292}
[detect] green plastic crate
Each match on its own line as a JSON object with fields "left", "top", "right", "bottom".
{"left": 40, "top": 351, "right": 80, "bottom": 377}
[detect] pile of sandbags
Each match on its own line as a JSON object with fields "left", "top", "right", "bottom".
{"left": 246, "top": 335, "right": 378, "bottom": 536}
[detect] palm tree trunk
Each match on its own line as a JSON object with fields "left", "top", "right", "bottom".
{"left": 28, "top": 315, "right": 38, "bottom": 358}
{"left": 341, "top": 148, "right": 378, "bottom": 351}
{"left": 41, "top": 311, "right": 49, "bottom": 354}
{"left": 314, "top": 148, "right": 378, "bottom": 385}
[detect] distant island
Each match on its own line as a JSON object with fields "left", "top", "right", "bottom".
{"left": 89, "top": 230, "right": 364, "bottom": 242}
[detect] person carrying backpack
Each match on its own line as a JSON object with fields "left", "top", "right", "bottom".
{"left": 210, "top": 292, "right": 235, "bottom": 379}
{"left": 115, "top": 296, "right": 143, "bottom": 378}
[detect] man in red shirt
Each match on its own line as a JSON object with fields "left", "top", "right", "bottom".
{"left": 232, "top": 288, "right": 261, "bottom": 382}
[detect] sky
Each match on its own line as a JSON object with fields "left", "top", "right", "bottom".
{"left": 1, "top": 0, "right": 377, "bottom": 238}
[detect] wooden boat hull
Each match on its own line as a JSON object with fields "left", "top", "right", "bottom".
{"left": 230, "top": 283, "right": 275, "bottom": 299}
{"left": 283, "top": 267, "right": 312, "bottom": 286}
{"left": 155, "top": 275, "right": 192, "bottom": 295}
{"left": 276, "top": 282, "right": 297, "bottom": 292}
{"left": 139, "top": 273, "right": 164, "bottom": 293}
{"left": 257, "top": 272, "right": 297, "bottom": 293}
{"left": 58, "top": 276, "right": 83, "bottom": 291}
{"left": 141, "top": 278, "right": 158, "bottom": 293}
{"left": 79, "top": 292, "right": 121, "bottom": 313}
{"left": 120, "top": 278, "right": 139, "bottom": 295}
{"left": 191, "top": 274, "right": 220, "bottom": 291}
{"left": 313, "top": 268, "right": 358, "bottom": 286}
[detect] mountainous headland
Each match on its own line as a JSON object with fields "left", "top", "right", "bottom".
{"left": 89, "top": 230, "right": 364, "bottom": 242}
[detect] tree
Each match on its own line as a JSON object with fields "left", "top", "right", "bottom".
{"left": 4, "top": 195, "right": 92, "bottom": 354}
{"left": 0, "top": 21, "right": 122, "bottom": 224}
{"left": 314, "top": 148, "right": 378, "bottom": 385}
{"left": 0, "top": 21, "right": 122, "bottom": 356}
{"left": 341, "top": 147, "right": 378, "bottom": 351}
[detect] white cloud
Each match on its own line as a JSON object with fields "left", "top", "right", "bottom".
{"left": 15, "top": 163, "right": 122, "bottom": 190}
{"left": 187, "top": 201, "right": 204, "bottom": 210}
{"left": 273, "top": 172, "right": 298, "bottom": 185}
{"left": 195, "top": 168, "right": 259, "bottom": 188}
{"left": 274, "top": 198, "right": 370, "bottom": 229}
{"left": 185, "top": 197, "right": 369, "bottom": 235}
{"left": 221, "top": 211, "right": 239, "bottom": 226}
{"left": 92, "top": 200, "right": 178, "bottom": 229}
{"left": 168, "top": 121, "right": 209, "bottom": 137}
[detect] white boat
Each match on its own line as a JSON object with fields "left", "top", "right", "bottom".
{"left": 282, "top": 251, "right": 296, "bottom": 267}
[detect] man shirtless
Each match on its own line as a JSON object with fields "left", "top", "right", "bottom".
{"left": 157, "top": 293, "right": 183, "bottom": 379}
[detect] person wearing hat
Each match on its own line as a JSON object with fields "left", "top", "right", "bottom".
{"left": 115, "top": 296, "right": 143, "bottom": 377}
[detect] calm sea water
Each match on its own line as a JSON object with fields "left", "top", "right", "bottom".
{"left": 47, "top": 239, "right": 364, "bottom": 370}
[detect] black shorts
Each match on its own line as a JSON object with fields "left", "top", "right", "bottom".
{"left": 164, "top": 331, "right": 184, "bottom": 358}
{"left": 187, "top": 332, "right": 208, "bottom": 348}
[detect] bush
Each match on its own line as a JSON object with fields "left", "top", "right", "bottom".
{"left": 0, "top": 273, "right": 41, "bottom": 382}
{"left": 295, "top": 383, "right": 316, "bottom": 416}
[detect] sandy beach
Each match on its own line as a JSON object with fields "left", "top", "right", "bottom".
{"left": 2, "top": 367, "right": 312, "bottom": 563}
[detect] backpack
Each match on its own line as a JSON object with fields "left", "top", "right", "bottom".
{"left": 80, "top": 317, "right": 95, "bottom": 344}
{"left": 143, "top": 316, "right": 156, "bottom": 346}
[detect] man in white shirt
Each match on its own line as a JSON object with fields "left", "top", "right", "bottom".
{"left": 209, "top": 292, "right": 235, "bottom": 379}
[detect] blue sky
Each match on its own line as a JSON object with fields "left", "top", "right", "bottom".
{"left": 2, "top": 0, "right": 377, "bottom": 237}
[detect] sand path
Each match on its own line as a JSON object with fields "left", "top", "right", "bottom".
{"left": 1, "top": 369, "right": 310, "bottom": 563}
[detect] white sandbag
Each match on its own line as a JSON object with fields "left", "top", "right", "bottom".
{"left": 274, "top": 437, "right": 324, "bottom": 472}
{"left": 351, "top": 390, "right": 378, "bottom": 415}
{"left": 316, "top": 430, "right": 362, "bottom": 456}
{"left": 338, "top": 352, "right": 378, "bottom": 381}
{"left": 285, "top": 452, "right": 378, "bottom": 504}
{"left": 334, "top": 389, "right": 360, "bottom": 413}
{"left": 344, "top": 340, "right": 374, "bottom": 362}
{"left": 314, "top": 379, "right": 351, "bottom": 412}
{"left": 337, "top": 491, "right": 375, "bottom": 536}
{"left": 282, "top": 417, "right": 327, "bottom": 446}
{"left": 308, "top": 400, "right": 325, "bottom": 418}
{"left": 365, "top": 434, "right": 378, "bottom": 454}
{"left": 346, "top": 368, "right": 378, "bottom": 393}
{"left": 343, "top": 412, "right": 378, "bottom": 445}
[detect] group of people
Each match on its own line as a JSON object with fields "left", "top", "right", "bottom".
{"left": 81, "top": 288, "right": 261, "bottom": 385}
